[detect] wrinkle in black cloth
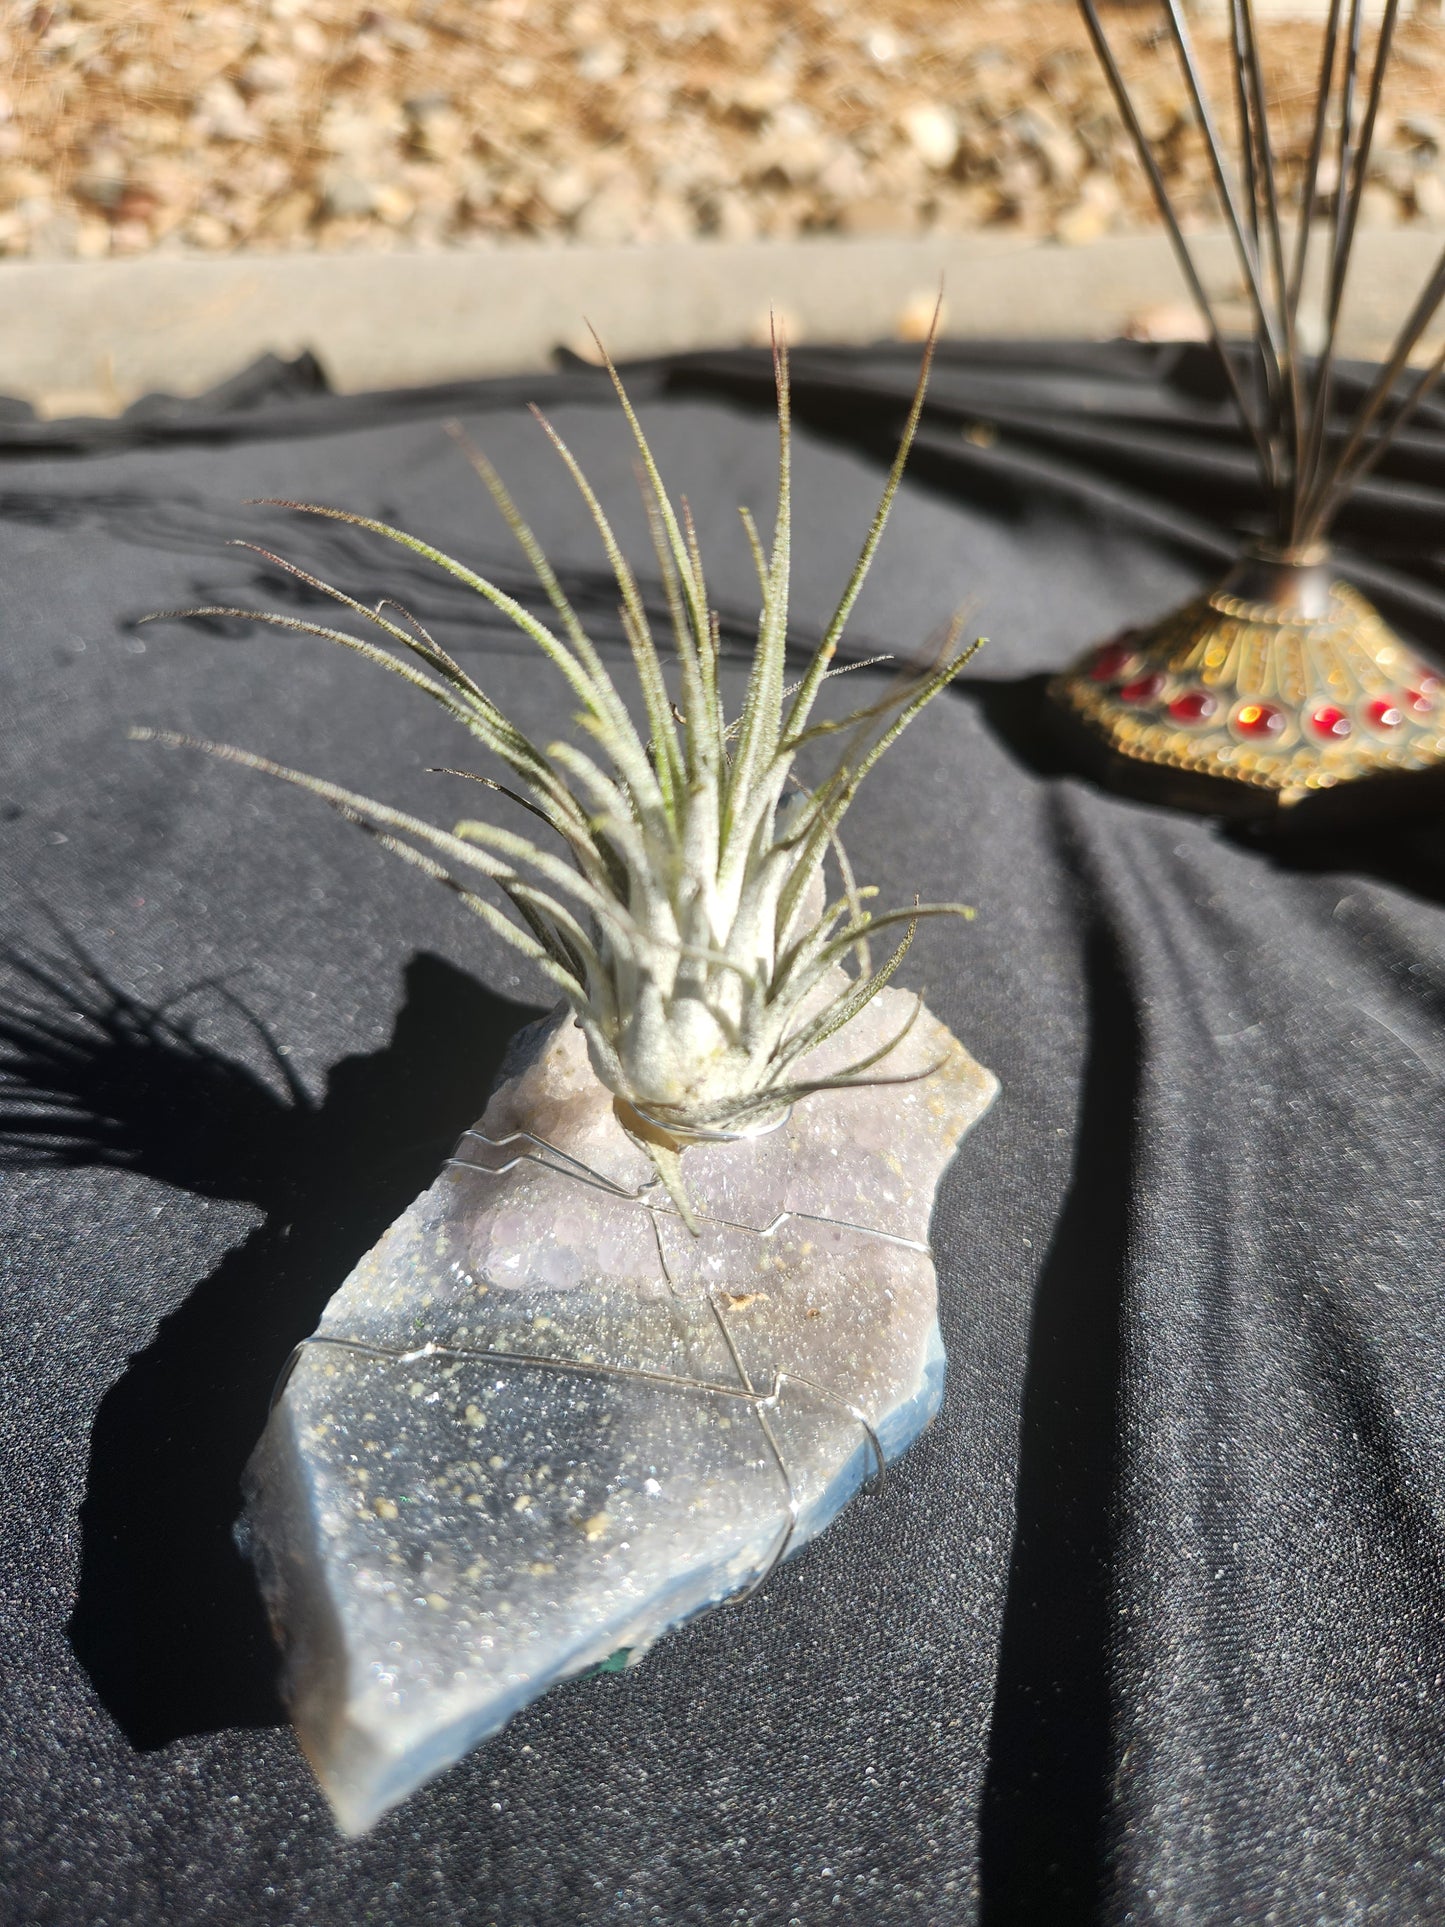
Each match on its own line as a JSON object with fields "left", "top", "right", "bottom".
{"left": 0, "top": 340, "right": 1442, "bottom": 1926}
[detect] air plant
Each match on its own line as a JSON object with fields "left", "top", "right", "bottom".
{"left": 136, "top": 323, "right": 978, "bottom": 1222}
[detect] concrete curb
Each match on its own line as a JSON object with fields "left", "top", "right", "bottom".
{"left": 3, "top": 227, "right": 1438, "bottom": 416}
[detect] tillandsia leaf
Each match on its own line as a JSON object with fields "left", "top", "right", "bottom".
{"left": 727, "top": 331, "right": 793, "bottom": 849}
{"left": 373, "top": 597, "right": 444, "bottom": 654}
{"left": 679, "top": 1047, "right": 946, "bottom": 1134}
{"left": 633, "top": 1135, "right": 700, "bottom": 1234}
{"left": 425, "top": 768, "right": 557, "bottom": 830}
{"left": 643, "top": 473, "right": 694, "bottom": 662}
{"left": 518, "top": 411, "right": 683, "bottom": 810}
{"left": 773, "top": 629, "right": 984, "bottom": 945}
{"left": 770, "top": 916, "right": 923, "bottom": 1078}
{"left": 128, "top": 730, "right": 596, "bottom": 1002}
{"left": 725, "top": 613, "right": 977, "bottom": 918}
{"left": 588, "top": 335, "right": 718, "bottom": 784}
{"left": 250, "top": 498, "right": 668, "bottom": 821}
{"left": 771, "top": 903, "right": 972, "bottom": 1027}
{"left": 140, "top": 320, "right": 980, "bottom": 1222}
{"left": 228, "top": 543, "right": 488, "bottom": 700}
{"left": 140, "top": 606, "right": 482, "bottom": 725}
{"left": 782, "top": 295, "right": 942, "bottom": 743}
{"left": 139, "top": 600, "right": 584, "bottom": 842}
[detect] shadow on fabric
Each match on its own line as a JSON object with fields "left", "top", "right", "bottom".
{"left": 947, "top": 673, "right": 1080, "bottom": 784}
{"left": 1230, "top": 817, "right": 1445, "bottom": 913}
{"left": 0, "top": 933, "right": 543, "bottom": 1748}
{"left": 977, "top": 918, "right": 1139, "bottom": 1924}
{"left": 950, "top": 674, "right": 1445, "bottom": 913}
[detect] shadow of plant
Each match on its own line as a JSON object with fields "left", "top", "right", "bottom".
{"left": 0, "top": 930, "right": 543, "bottom": 1747}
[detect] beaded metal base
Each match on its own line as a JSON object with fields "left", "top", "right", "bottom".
{"left": 1049, "top": 553, "right": 1445, "bottom": 817}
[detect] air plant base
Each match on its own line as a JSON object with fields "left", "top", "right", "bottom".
{"left": 247, "top": 982, "right": 996, "bottom": 1835}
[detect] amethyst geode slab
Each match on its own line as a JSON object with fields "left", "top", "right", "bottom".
{"left": 244, "top": 984, "right": 997, "bottom": 1833}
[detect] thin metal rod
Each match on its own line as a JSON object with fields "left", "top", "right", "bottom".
{"left": 1294, "top": 0, "right": 1364, "bottom": 508}
{"left": 1229, "top": 0, "right": 1262, "bottom": 258}
{"left": 272, "top": 1333, "right": 887, "bottom": 1480}
{"left": 1238, "top": 0, "right": 1307, "bottom": 539}
{"left": 1160, "top": 0, "right": 1277, "bottom": 370}
{"left": 1287, "top": 0, "right": 1347, "bottom": 317}
{"left": 1312, "top": 339, "right": 1445, "bottom": 531}
{"left": 1328, "top": 0, "right": 1366, "bottom": 304}
{"left": 1076, "top": 0, "right": 1427, "bottom": 551}
{"left": 1301, "top": 245, "right": 1445, "bottom": 534}
{"left": 1307, "top": 239, "right": 1445, "bottom": 512}
{"left": 1228, "top": 0, "right": 1280, "bottom": 458}
{"left": 1303, "top": 0, "right": 1364, "bottom": 483}
{"left": 701, "top": 1282, "right": 799, "bottom": 1597}
{"left": 1075, "top": 0, "right": 1276, "bottom": 490}
{"left": 1302, "top": 0, "right": 1399, "bottom": 516}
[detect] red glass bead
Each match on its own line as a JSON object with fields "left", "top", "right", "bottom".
{"left": 1168, "top": 689, "right": 1218, "bottom": 725}
{"left": 1119, "top": 672, "right": 1165, "bottom": 705}
{"left": 1234, "top": 701, "right": 1285, "bottom": 739}
{"left": 1365, "top": 698, "right": 1404, "bottom": 731}
{"left": 1309, "top": 705, "right": 1351, "bottom": 741}
{"left": 1088, "top": 639, "right": 1136, "bottom": 682}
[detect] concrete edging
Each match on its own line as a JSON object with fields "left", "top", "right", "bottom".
{"left": 2, "top": 226, "right": 1439, "bottom": 415}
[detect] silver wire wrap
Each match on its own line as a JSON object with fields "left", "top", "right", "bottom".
{"left": 272, "top": 1122, "right": 917, "bottom": 1603}
{"left": 446, "top": 1126, "right": 931, "bottom": 1254}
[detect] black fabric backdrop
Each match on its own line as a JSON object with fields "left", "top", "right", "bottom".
{"left": 1, "top": 339, "right": 1443, "bottom": 1926}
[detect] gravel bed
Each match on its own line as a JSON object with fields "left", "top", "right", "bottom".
{"left": 3, "top": 0, "right": 1443, "bottom": 263}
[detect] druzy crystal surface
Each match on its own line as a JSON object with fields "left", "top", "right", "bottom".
{"left": 244, "top": 985, "right": 997, "bottom": 1834}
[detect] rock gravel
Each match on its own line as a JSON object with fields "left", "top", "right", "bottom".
{"left": 3, "top": 1, "right": 1443, "bottom": 262}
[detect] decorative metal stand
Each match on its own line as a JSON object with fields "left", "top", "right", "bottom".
{"left": 1049, "top": 0, "right": 1445, "bottom": 819}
